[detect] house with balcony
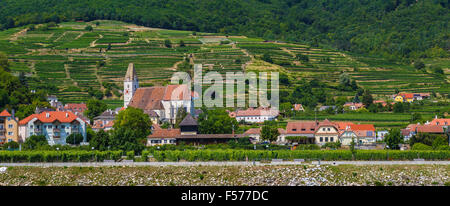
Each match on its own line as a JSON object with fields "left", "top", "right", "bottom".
{"left": 19, "top": 111, "right": 87, "bottom": 145}
{"left": 0, "top": 109, "right": 19, "bottom": 144}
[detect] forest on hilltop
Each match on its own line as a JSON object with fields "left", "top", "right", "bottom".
{"left": 0, "top": 0, "right": 448, "bottom": 59}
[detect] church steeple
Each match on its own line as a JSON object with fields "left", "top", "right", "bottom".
{"left": 124, "top": 63, "right": 139, "bottom": 108}
{"left": 125, "top": 63, "right": 137, "bottom": 81}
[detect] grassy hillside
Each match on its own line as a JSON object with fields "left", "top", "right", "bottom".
{"left": 0, "top": 0, "right": 448, "bottom": 60}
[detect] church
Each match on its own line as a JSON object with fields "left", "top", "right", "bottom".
{"left": 123, "top": 63, "right": 194, "bottom": 124}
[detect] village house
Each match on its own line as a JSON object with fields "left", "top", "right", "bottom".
{"left": 293, "top": 104, "right": 304, "bottom": 112}
{"left": 19, "top": 111, "right": 87, "bottom": 145}
{"left": 318, "top": 106, "right": 336, "bottom": 112}
{"left": 47, "top": 95, "right": 63, "bottom": 110}
{"left": 279, "top": 121, "right": 317, "bottom": 144}
{"left": 376, "top": 130, "right": 389, "bottom": 141}
{"left": 243, "top": 128, "right": 261, "bottom": 143}
{"left": 343, "top": 102, "right": 364, "bottom": 110}
{"left": 393, "top": 92, "right": 429, "bottom": 103}
{"left": 62, "top": 103, "right": 87, "bottom": 114}
{"left": 314, "top": 119, "right": 340, "bottom": 145}
{"left": 147, "top": 114, "right": 245, "bottom": 146}
{"left": 230, "top": 107, "right": 279, "bottom": 123}
{"left": 427, "top": 117, "right": 450, "bottom": 129}
{"left": 92, "top": 109, "right": 117, "bottom": 132}
{"left": 0, "top": 109, "right": 20, "bottom": 144}
{"left": 125, "top": 63, "right": 194, "bottom": 124}
{"left": 403, "top": 123, "right": 446, "bottom": 141}
{"left": 339, "top": 124, "right": 376, "bottom": 146}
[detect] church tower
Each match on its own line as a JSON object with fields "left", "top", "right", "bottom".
{"left": 124, "top": 63, "right": 139, "bottom": 108}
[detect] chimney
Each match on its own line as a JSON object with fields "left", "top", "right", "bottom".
{"left": 46, "top": 112, "right": 50, "bottom": 118}
{"left": 65, "top": 112, "right": 69, "bottom": 118}
{"left": 12, "top": 109, "right": 15, "bottom": 119}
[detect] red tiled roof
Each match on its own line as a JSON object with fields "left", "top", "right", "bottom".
{"left": 0, "top": 109, "right": 11, "bottom": 117}
{"left": 129, "top": 87, "right": 165, "bottom": 110}
{"left": 19, "top": 111, "right": 79, "bottom": 125}
{"left": 244, "top": 128, "right": 261, "bottom": 135}
{"left": 293, "top": 104, "right": 304, "bottom": 111}
{"left": 235, "top": 107, "right": 279, "bottom": 117}
{"left": 335, "top": 122, "right": 354, "bottom": 130}
{"left": 399, "top": 93, "right": 414, "bottom": 99}
{"left": 64, "top": 103, "right": 87, "bottom": 111}
{"left": 416, "top": 125, "right": 444, "bottom": 133}
{"left": 343, "top": 102, "right": 363, "bottom": 108}
{"left": 318, "top": 119, "right": 336, "bottom": 127}
{"left": 147, "top": 128, "right": 181, "bottom": 138}
{"left": 406, "top": 123, "right": 420, "bottom": 131}
{"left": 286, "top": 121, "right": 318, "bottom": 134}
{"left": 350, "top": 124, "right": 375, "bottom": 131}
{"left": 429, "top": 118, "right": 450, "bottom": 126}
{"left": 163, "top": 84, "right": 191, "bottom": 101}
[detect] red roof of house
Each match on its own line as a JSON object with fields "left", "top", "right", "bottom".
{"left": 286, "top": 121, "right": 318, "bottom": 134}
{"left": 416, "top": 125, "right": 444, "bottom": 133}
{"left": 350, "top": 124, "right": 375, "bottom": 131}
{"left": 64, "top": 103, "right": 87, "bottom": 111}
{"left": 147, "top": 128, "right": 181, "bottom": 138}
{"left": 399, "top": 93, "right": 414, "bottom": 99}
{"left": 0, "top": 109, "right": 11, "bottom": 117}
{"left": 235, "top": 107, "right": 279, "bottom": 117}
{"left": 406, "top": 123, "right": 420, "bottom": 131}
{"left": 318, "top": 119, "right": 337, "bottom": 127}
{"left": 244, "top": 128, "right": 261, "bottom": 135}
{"left": 335, "top": 122, "right": 354, "bottom": 130}
{"left": 293, "top": 104, "right": 304, "bottom": 111}
{"left": 19, "top": 111, "right": 79, "bottom": 125}
{"left": 429, "top": 118, "right": 450, "bottom": 126}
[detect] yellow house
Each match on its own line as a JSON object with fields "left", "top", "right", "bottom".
{"left": 0, "top": 109, "right": 20, "bottom": 144}
{"left": 394, "top": 95, "right": 404, "bottom": 102}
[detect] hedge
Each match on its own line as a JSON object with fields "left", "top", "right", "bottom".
{"left": 0, "top": 151, "right": 123, "bottom": 163}
{"left": 152, "top": 149, "right": 450, "bottom": 162}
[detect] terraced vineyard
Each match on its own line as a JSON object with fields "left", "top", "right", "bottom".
{"left": 0, "top": 20, "right": 448, "bottom": 109}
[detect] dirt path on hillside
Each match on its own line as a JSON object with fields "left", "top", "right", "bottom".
{"left": 74, "top": 32, "right": 85, "bottom": 40}
{"left": 282, "top": 47, "right": 296, "bottom": 58}
{"left": 240, "top": 48, "right": 254, "bottom": 71}
{"left": 169, "top": 60, "right": 185, "bottom": 71}
{"left": 90, "top": 34, "right": 103, "bottom": 47}
{"left": 10, "top": 28, "right": 28, "bottom": 41}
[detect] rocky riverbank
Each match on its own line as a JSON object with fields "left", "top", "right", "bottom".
{"left": 0, "top": 164, "right": 448, "bottom": 186}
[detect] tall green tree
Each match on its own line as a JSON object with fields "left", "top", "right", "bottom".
{"left": 85, "top": 99, "right": 107, "bottom": 121}
{"left": 362, "top": 90, "right": 373, "bottom": 107}
{"left": 89, "top": 129, "right": 111, "bottom": 151}
{"left": 198, "top": 107, "right": 238, "bottom": 134}
{"left": 385, "top": 128, "right": 402, "bottom": 150}
{"left": 114, "top": 107, "right": 151, "bottom": 138}
{"left": 261, "top": 121, "right": 279, "bottom": 142}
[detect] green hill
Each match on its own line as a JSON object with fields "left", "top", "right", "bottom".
{"left": 0, "top": 0, "right": 448, "bottom": 60}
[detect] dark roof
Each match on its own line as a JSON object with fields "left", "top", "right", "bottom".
{"left": 176, "top": 134, "right": 245, "bottom": 139}
{"left": 179, "top": 114, "right": 198, "bottom": 126}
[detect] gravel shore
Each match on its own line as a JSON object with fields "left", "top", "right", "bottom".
{"left": 0, "top": 164, "right": 448, "bottom": 186}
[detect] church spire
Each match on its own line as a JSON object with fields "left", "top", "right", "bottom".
{"left": 125, "top": 63, "right": 137, "bottom": 81}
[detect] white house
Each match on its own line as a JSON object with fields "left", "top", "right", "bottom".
{"left": 19, "top": 111, "right": 87, "bottom": 145}
{"left": 230, "top": 107, "right": 279, "bottom": 123}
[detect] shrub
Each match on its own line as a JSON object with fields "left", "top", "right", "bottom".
{"left": 151, "top": 149, "right": 450, "bottom": 161}
{"left": 126, "top": 151, "right": 135, "bottom": 160}
{"left": 0, "top": 151, "right": 122, "bottom": 162}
